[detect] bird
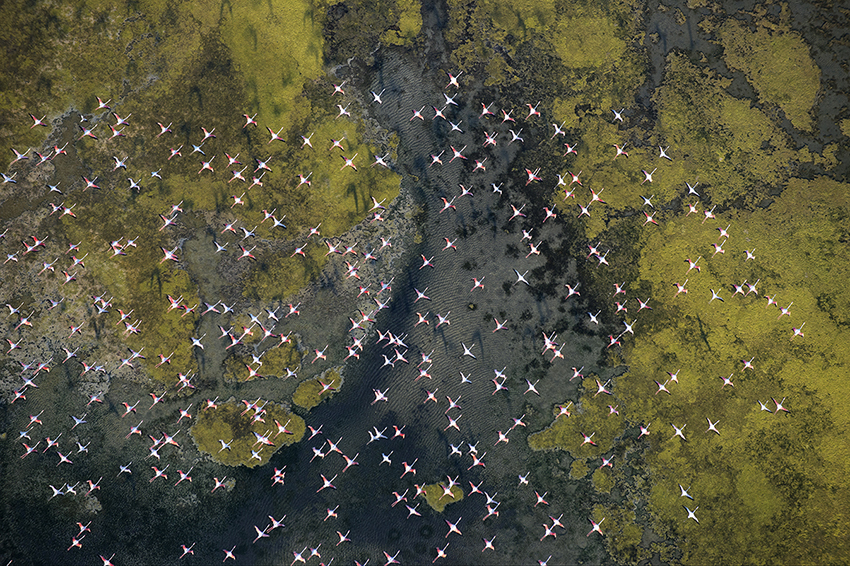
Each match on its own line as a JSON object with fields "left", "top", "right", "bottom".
{"left": 540, "top": 524, "right": 557, "bottom": 541}
{"left": 461, "top": 343, "right": 476, "bottom": 359}
{"left": 685, "top": 181, "right": 700, "bottom": 197}
{"left": 445, "top": 70, "right": 463, "bottom": 89}
{"left": 445, "top": 414, "right": 461, "bottom": 432}
{"left": 449, "top": 145, "right": 466, "bottom": 162}
{"left": 253, "top": 525, "right": 270, "bottom": 543}
{"left": 525, "top": 168, "right": 542, "bottom": 185}
{"left": 445, "top": 518, "right": 462, "bottom": 538}
{"left": 433, "top": 543, "right": 450, "bottom": 563}
{"left": 514, "top": 269, "right": 530, "bottom": 286}
{"left": 509, "top": 203, "right": 527, "bottom": 220}
{"left": 641, "top": 168, "right": 657, "bottom": 184}
{"left": 340, "top": 153, "right": 358, "bottom": 170}
{"left": 483, "top": 536, "right": 496, "bottom": 552}
{"left": 772, "top": 397, "right": 791, "bottom": 414}
{"left": 588, "top": 518, "right": 605, "bottom": 536}
{"left": 614, "top": 143, "right": 629, "bottom": 158}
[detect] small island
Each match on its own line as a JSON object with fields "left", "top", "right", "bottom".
{"left": 190, "top": 400, "right": 305, "bottom": 467}
{"left": 292, "top": 367, "right": 343, "bottom": 410}
{"left": 422, "top": 482, "right": 464, "bottom": 513}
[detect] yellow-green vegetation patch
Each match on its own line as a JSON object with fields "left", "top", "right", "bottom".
{"left": 292, "top": 368, "right": 342, "bottom": 410}
{"left": 595, "top": 505, "right": 649, "bottom": 564}
{"left": 61, "top": 207, "right": 200, "bottom": 386}
{"left": 191, "top": 400, "right": 305, "bottom": 467}
{"left": 242, "top": 126, "right": 401, "bottom": 302}
{"left": 569, "top": 459, "right": 589, "bottom": 480}
{"left": 259, "top": 342, "right": 302, "bottom": 377}
{"left": 534, "top": 165, "right": 850, "bottom": 563}
{"left": 244, "top": 243, "right": 329, "bottom": 304}
{"left": 718, "top": 18, "right": 820, "bottom": 131}
{"left": 380, "top": 0, "right": 423, "bottom": 46}
{"left": 592, "top": 468, "right": 614, "bottom": 494}
{"left": 2, "top": 0, "right": 402, "bottom": 390}
{"left": 422, "top": 483, "right": 464, "bottom": 513}
{"left": 0, "top": 0, "right": 229, "bottom": 170}
{"left": 840, "top": 118, "right": 850, "bottom": 138}
{"left": 447, "top": 0, "right": 645, "bottom": 111}
{"left": 551, "top": 7, "right": 628, "bottom": 69}
{"left": 313, "top": 0, "right": 422, "bottom": 63}
{"left": 220, "top": 0, "right": 323, "bottom": 132}
{"left": 527, "top": 376, "right": 623, "bottom": 456}
{"left": 557, "top": 176, "right": 850, "bottom": 564}
{"left": 223, "top": 341, "right": 301, "bottom": 382}
{"left": 2, "top": 0, "right": 352, "bottom": 390}
{"left": 649, "top": 52, "right": 794, "bottom": 209}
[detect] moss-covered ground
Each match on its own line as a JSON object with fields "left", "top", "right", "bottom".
{"left": 522, "top": 40, "right": 849, "bottom": 566}
{"left": 445, "top": 0, "right": 645, "bottom": 114}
